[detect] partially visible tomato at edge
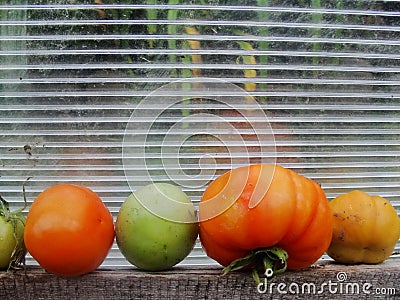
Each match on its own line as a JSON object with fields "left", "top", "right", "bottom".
{"left": 0, "top": 200, "right": 25, "bottom": 270}
{"left": 24, "top": 184, "right": 115, "bottom": 276}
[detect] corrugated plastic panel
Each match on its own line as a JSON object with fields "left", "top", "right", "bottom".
{"left": 1, "top": 1, "right": 399, "bottom": 267}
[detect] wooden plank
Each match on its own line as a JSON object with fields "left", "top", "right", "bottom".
{"left": 1, "top": 259, "right": 399, "bottom": 299}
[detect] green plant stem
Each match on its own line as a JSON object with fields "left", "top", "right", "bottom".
{"left": 333, "top": 0, "right": 344, "bottom": 65}
{"left": 146, "top": 0, "right": 158, "bottom": 49}
{"left": 167, "top": 0, "right": 180, "bottom": 78}
{"left": 256, "top": 0, "right": 270, "bottom": 103}
{"left": 181, "top": 41, "right": 191, "bottom": 123}
{"left": 311, "top": 0, "right": 322, "bottom": 67}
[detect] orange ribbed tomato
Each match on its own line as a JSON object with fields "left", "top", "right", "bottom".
{"left": 327, "top": 190, "right": 400, "bottom": 264}
{"left": 199, "top": 164, "right": 332, "bottom": 278}
{"left": 24, "top": 184, "right": 115, "bottom": 276}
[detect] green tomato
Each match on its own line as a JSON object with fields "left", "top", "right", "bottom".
{"left": 0, "top": 210, "right": 25, "bottom": 270}
{"left": 115, "top": 183, "right": 199, "bottom": 271}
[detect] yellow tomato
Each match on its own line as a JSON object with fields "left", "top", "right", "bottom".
{"left": 327, "top": 190, "right": 400, "bottom": 264}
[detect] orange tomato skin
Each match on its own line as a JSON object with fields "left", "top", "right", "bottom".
{"left": 199, "top": 164, "right": 333, "bottom": 270}
{"left": 24, "top": 184, "right": 115, "bottom": 276}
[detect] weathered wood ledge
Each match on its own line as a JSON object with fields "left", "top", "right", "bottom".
{"left": 1, "top": 259, "right": 399, "bottom": 299}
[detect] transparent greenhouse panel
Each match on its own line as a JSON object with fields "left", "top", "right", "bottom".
{"left": 0, "top": 1, "right": 399, "bottom": 267}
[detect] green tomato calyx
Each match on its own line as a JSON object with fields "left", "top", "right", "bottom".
{"left": 222, "top": 247, "right": 288, "bottom": 285}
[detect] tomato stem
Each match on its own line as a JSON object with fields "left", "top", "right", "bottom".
{"left": 14, "top": 177, "right": 31, "bottom": 214}
{"left": 0, "top": 195, "right": 11, "bottom": 221}
{"left": 222, "top": 247, "right": 288, "bottom": 285}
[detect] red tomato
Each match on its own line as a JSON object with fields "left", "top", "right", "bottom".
{"left": 24, "top": 184, "right": 115, "bottom": 276}
{"left": 199, "top": 164, "right": 332, "bottom": 277}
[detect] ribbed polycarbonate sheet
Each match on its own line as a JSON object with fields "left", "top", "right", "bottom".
{"left": 1, "top": 1, "right": 399, "bottom": 268}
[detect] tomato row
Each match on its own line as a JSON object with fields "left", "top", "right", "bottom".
{"left": 1, "top": 164, "right": 399, "bottom": 280}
